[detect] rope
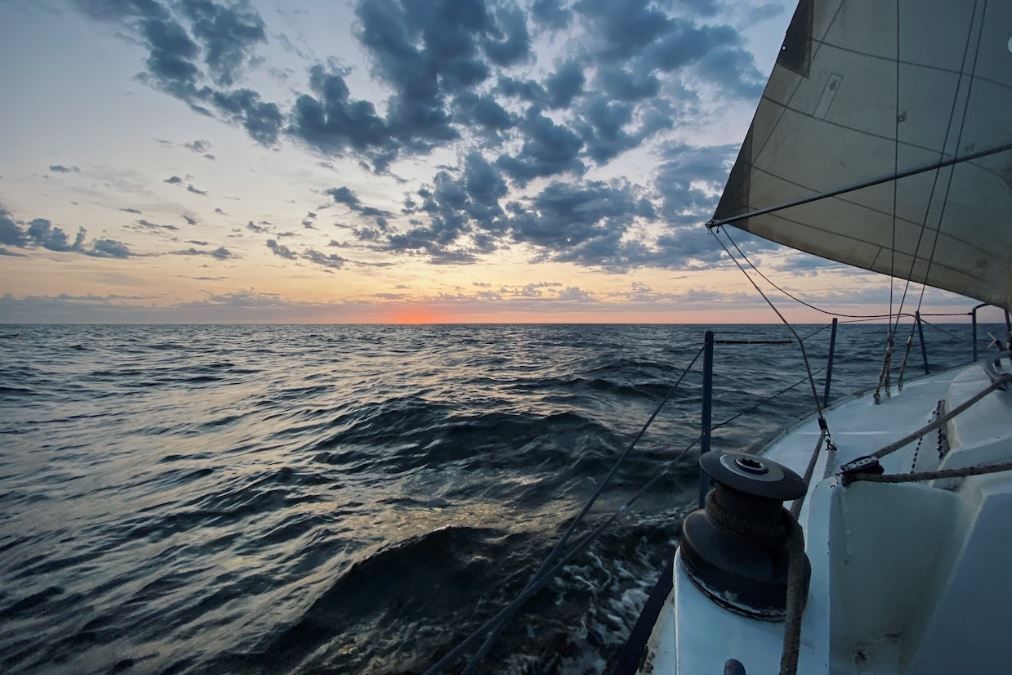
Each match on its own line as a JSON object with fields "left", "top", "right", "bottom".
{"left": 705, "top": 490, "right": 789, "bottom": 548}
{"left": 873, "top": 336, "right": 895, "bottom": 404}
{"left": 779, "top": 519, "right": 809, "bottom": 675}
{"left": 848, "top": 459, "right": 1012, "bottom": 484}
{"left": 895, "top": 326, "right": 916, "bottom": 391}
{"left": 867, "top": 376, "right": 1008, "bottom": 461}
{"left": 790, "top": 431, "right": 826, "bottom": 519}
{"left": 432, "top": 349, "right": 833, "bottom": 672}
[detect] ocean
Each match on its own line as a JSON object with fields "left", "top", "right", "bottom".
{"left": 0, "top": 323, "right": 984, "bottom": 674}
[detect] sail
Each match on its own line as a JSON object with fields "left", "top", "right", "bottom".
{"left": 714, "top": 0, "right": 1012, "bottom": 310}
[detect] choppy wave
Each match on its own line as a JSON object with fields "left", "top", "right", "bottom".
{"left": 0, "top": 323, "right": 983, "bottom": 673}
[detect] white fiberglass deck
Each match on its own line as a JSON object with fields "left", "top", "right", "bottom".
{"left": 641, "top": 359, "right": 1012, "bottom": 674}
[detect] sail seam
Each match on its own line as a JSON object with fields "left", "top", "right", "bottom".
{"left": 912, "top": 0, "right": 989, "bottom": 319}
{"left": 753, "top": 0, "right": 847, "bottom": 164}
{"left": 890, "top": 0, "right": 982, "bottom": 333}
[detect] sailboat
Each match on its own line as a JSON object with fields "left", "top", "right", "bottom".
{"left": 623, "top": 0, "right": 1012, "bottom": 673}
{"left": 426, "top": 1, "right": 1011, "bottom": 673}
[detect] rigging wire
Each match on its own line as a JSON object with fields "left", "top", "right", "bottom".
{"left": 428, "top": 345, "right": 705, "bottom": 674}
{"left": 911, "top": 0, "right": 988, "bottom": 319}
{"left": 429, "top": 338, "right": 835, "bottom": 672}
{"left": 711, "top": 228, "right": 829, "bottom": 429}
{"left": 718, "top": 229, "right": 966, "bottom": 320}
{"left": 888, "top": 0, "right": 901, "bottom": 333}
{"left": 889, "top": 0, "right": 982, "bottom": 335}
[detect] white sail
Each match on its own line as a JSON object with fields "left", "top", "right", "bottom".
{"left": 714, "top": 0, "right": 1012, "bottom": 310}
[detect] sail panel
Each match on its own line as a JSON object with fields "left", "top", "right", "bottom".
{"left": 714, "top": 0, "right": 1012, "bottom": 309}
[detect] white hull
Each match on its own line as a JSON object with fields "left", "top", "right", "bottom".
{"left": 640, "top": 358, "right": 1012, "bottom": 674}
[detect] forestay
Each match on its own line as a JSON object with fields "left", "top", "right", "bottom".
{"left": 713, "top": 0, "right": 1012, "bottom": 310}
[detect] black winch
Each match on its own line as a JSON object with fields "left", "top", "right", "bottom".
{"left": 680, "top": 451, "right": 807, "bottom": 620}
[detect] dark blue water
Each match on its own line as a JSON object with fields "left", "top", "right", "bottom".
{"left": 0, "top": 323, "right": 984, "bottom": 673}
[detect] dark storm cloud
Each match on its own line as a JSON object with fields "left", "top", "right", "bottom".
{"left": 495, "top": 108, "right": 585, "bottom": 185}
{"left": 164, "top": 175, "right": 183, "bottom": 184}
{"left": 49, "top": 164, "right": 81, "bottom": 173}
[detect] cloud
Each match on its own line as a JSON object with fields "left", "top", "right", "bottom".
{"left": 183, "top": 214, "right": 199, "bottom": 225}
{"left": 506, "top": 179, "right": 656, "bottom": 267}
{"left": 496, "top": 108, "right": 585, "bottom": 185}
{"left": 531, "top": 0, "right": 572, "bottom": 31}
{"left": 0, "top": 209, "right": 26, "bottom": 247}
{"left": 88, "top": 239, "right": 132, "bottom": 258}
{"left": 131, "top": 218, "right": 179, "bottom": 232}
{"left": 209, "top": 88, "right": 284, "bottom": 144}
{"left": 557, "top": 286, "right": 593, "bottom": 301}
{"left": 325, "top": 186, "right": 392, "bottom": 225}
{"left": 165, "top": 175, "right": 183, "bottom": 184}
{"left": 0, "top": 207, "right": 133, "bottom": 258}
{"left": 120, "top": 207, "right": 143, "bottom": 214}
{"left": 184, "top": 138, "right": 215, "bottom": 159}
{"left": 301, "top": 248, "right": 346, "bottom": 270}
{"left": 184, "top": 139, "right": 211, "bottom": 153}
{"left": 288, "top": 64, "right": 394, "bottom": 163}
{"left": 654, "top": 141, "right": 735, "bottom": 225}
{"left": 27, "top": 218, "right": 86, "bottom": 252}
{"left": 266, "top": 238, "right": 297, "bottom": 259}
{"left": 171, "top": 245, "right": 235, "bottom": 260}
{"left": 246, "top": 220, "right": 270, "bottom": 234}
{"left": 545, "top": 60, "right": 585, "bottom": 108}
{"left": 175, "top": 0, "right": 267, "bottom": 87}
{"left": 49, "top": 164, "right": 80, "bottom": 173}
{"left": 187, "top": 183, "right": 208, "bottom": 195}
{"left": 72, "top": 0, "right": 283, "bottom": 145}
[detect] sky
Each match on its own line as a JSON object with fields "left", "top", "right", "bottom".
{"left": 0, "top": 0, "right": 991, "bottom": 323}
